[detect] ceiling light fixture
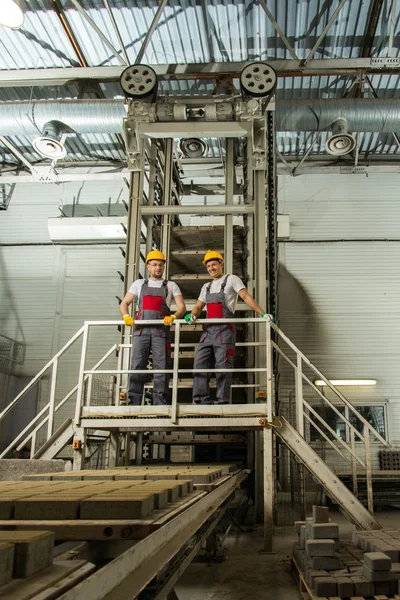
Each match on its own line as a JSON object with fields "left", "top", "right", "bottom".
{"left": 0, "top": 0, "right": 24, "bottom": 29}
{"left": 314, "top": 379, "right": 377, "bottom": 387}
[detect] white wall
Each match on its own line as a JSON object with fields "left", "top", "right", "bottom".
{"left": 0, "top": 180, "right": 126, "bottom": 429}
{"left": 277, "top": 173, "right": 400, "bottom": 447}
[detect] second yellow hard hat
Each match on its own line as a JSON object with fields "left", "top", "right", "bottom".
{"left": 202, "top": 250, "right": 224, "bottom": 265}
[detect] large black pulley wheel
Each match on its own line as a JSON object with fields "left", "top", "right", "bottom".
{"left": 120, "top": 64, "right": 158, "bottom": 98}
{"left": 240, "top": 62, "right": 277, "bottom": 98}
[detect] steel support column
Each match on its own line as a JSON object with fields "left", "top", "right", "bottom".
{"left": 224, "top": 139, "right": 234, "bottom": 285}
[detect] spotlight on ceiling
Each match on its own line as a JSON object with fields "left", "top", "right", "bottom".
{"left": 32, "top": 122, "right": 67, "bottom": 161}
{"left": 0, "top": 0, "right": 24, "bottom": 29}
{"left": 179, "top": 138, "right": 208, "bottom": 159}
{"left": 325, "top": 117, "right": 356, "bottom": 156}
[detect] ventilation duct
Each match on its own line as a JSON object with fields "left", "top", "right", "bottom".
{"left": 0, "top": 98, "right": 398, "bottom": 137}
{"left": 275, "top": 98, "right": 400, "bottom": 133}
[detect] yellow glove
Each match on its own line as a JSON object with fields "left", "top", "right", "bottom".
{"left": 163, "top": 315, "right": 176, "bottom": 326}
{"left": 123, "top": 314, "right": 134, "bottom": 326}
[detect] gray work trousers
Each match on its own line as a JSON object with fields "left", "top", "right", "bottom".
{"left": 193, "top": 324, "right": 236, "bottom": 404}
{"left": 127, "top": 326, "right": 171, "bottom": 406}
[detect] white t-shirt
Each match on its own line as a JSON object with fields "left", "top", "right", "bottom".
{"left": 129, "top": 279, "right": 182, "bottom": 309}
{"left": 198, "top": 274, "right": 245, "bottom": 314}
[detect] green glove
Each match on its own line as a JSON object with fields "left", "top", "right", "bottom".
{"left": 184, "top": 313, "right": 196, "bottom": 324}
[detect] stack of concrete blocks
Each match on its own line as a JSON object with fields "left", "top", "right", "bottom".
{"left": 353, "top": 528, "right": 400, "bottom": 597}
{"left": 293, "top": 505, "right": 343, "bottom": 597}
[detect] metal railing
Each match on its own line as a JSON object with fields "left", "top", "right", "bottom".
{"left": 0, "top": 317, "right": 389, "bottom": 515}
{"left": 0, "top": 326, "right": 117, "bottom": 459}
{"left": 74, "top": 318, "right": 273, "bottom": 426}
{"left": 271, "top": 323, "right": 389, "bottom": 512}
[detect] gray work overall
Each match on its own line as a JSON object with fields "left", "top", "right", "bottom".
{"left": 193, "top": 275, "right": 236, "bottom": 405}
{"left": 127, "top": 280, "right": 171, "bottom": 406}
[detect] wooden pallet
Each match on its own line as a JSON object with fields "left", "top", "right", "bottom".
{"left": 0, "top": 491, "right": 206, "bottom": 541}
{"left": 291, "top": 556, "right": 400, "bottom": 600}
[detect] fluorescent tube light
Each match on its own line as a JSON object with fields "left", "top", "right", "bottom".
{"left": 48, "top": 217, "right": 127, "bottom": 242}
{"left": 314, "top": 379, "right": 377, "bottom": 387}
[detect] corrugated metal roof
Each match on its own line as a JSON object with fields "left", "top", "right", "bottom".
{"left": 0, "top": 0, "right": 399, "bottom": 166}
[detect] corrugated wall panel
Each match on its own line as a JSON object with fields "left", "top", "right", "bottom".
{"left": 0, "top": 181, "right": 125, "bottom": 434}
{"left": 278, "top": 174, "right": 400, "bottom": 447}
{"left": 278, "top": 173, "right": 400, "bottom": 240}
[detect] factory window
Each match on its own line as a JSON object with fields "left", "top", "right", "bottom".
{"left": 309, "top": 404, "right": 386, "bottom": 443}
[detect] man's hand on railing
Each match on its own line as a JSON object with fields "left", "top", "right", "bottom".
{"left": 184, "top": 313, "right": 197, "bottom": 324}
{"left": 123, "top": 314, "right": 134, "bottom": 326}
{"left": 163, "top": 315, "right": 176, "bottom": 326}
{"left": 261, "top": 312, "right": 274, "bottom": 323}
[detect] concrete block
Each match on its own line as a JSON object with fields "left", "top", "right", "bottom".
{"left": 306, "top": 569, "right": 329, "bottom": 588}
{"left": 364, "top": 551, "right": 392, "bottom": 571}
{"left": 0, "top": 542, "right": 14, "bottom": 587}
{"left": 80, "top": 494, "right": 155, "bottom": 519}
{"left": 313, "top": 577, "right": 337, "bottom": 596}
{"left": 392, "top": 562, "right": 400, "bottom": 573}
{"left": 336, "top": 576, "right": 354, "bottom": 597}
{"left": 350, "top": 574, "right": 375, "bottom": 596}
{"left": 294, "top": 521, "right": 305, "bottom": 535}
{"left": 362, "top": 564, "right": 390, "bottom": 581}
{"left": 0, "top": 530, "right": 54, "bottom": 578}
{"left": 311, "top": 554, "right": 340, "bottom": 570}
{"left": 305, "top": 539, "right": 336, "bottom": 557}
{"left": 374, "top": 580, "right": 391, "bottom": 595}
{"left": 14, "top": 497, "right": 80, "bottom": 520}
{"left": 0, "top": 460, "right": 65, "bottom": 481}
{"left": 377, "top": 545, "right": 400, "bottom": 561}
{"left": 312, "top": 505, "right": 329, "bottom": 523}
{"left": 309, "top": 522, "right": 339, "bottom": 540}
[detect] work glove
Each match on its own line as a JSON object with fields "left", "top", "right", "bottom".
{"left": 261, "top": 312, "right": 274, "bottom": 323}
{"left": 123, "top": 314, "right": 134, "bottom": 326}
{"left": 163, "top": 315, "right": 176, "bottom": 326}
{"left": 184, "top": 313, "right": 197, "bottom": 324}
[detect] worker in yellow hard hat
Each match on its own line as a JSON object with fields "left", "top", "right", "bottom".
{"left": 184, "top": 250, "right": 269, "bottom": 405}
{"left": 120, "top": 250, "right": 186, "bottom": 406}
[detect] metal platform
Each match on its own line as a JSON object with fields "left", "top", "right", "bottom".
{"left": 79, "top": 403, "right": 268, "bottom": 431}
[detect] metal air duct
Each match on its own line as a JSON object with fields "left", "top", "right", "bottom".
{"left": 0, "top": 98, "right": 398, "bottom": 137}
{"left": 275, "top": 98, "right": 400, "bottom": 133}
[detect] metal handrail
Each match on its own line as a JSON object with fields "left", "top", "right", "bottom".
{"left": 12, "top": 344, "right": 118, "bottom": 457}
{"left": 0, "top": 326, "right": 84, "bottom": 423}
{"left": 271, "top": 322, "right": 388, "bottom": 513}
{"left": 73, "top": 318, "right": 273, "bottom": 426}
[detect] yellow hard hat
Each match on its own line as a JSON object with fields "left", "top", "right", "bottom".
{"left": 146, "top": 250, "right": 166, "bottom": 263}
{"left": 202, "top": 250, "right": 224, "bottom": 265}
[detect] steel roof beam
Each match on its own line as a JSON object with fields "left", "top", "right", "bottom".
{"left": 361, "top": 0, "right": 384, "bottom": 58}
{"left": 70, "top": 0, "right": 127, "bottom": 66}
{"left": 134, "top": 0, "right": 168, "bottom": 65}
{"left": 103, "top": 0, "right": 129, "bottom": 64}
{"left": 0, "top": 59, "right": 399, "bottom": 87}
{"left": 257, "top": 0, "right": 298, "bottom": 60}
{"left": 303, "top": 0, "right": 349, "bottom": 65}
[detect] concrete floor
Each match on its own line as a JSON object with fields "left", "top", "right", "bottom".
{"left": 175, "top": 509, "right": 400, "bottom": 600}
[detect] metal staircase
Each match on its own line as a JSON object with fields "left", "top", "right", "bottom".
{"left": 0, "top": 317, "right": 388, "bottom": 532}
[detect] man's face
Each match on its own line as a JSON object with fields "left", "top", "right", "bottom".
{"left": 206, "top": 259, "right": 224, "bottom": 279}
{"left": 147, "top": 260, "right": 165, "bottom": 279}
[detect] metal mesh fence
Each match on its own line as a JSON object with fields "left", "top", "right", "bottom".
{"left": 0, "top": 334, "right": 25, "bottom": 375}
